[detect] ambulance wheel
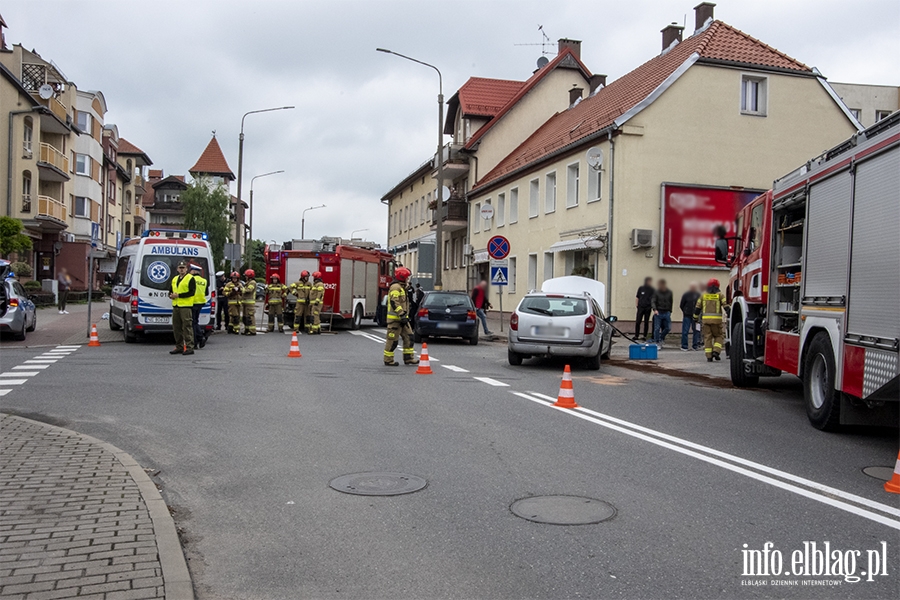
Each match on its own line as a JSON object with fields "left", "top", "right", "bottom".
{"left": 730, "top": 322, "right": 758, "bottom": 387}
{"left": 804, "top": 332, "right": 840, "bottom": 431}
{"left": 124, "top": 321, "right": 138, "bottom": 344}
{"left": 351, "top": 305, "right": 363, "bottom": 330}
{"left": 109, "top": 310, "right": 122, "bottom": 331}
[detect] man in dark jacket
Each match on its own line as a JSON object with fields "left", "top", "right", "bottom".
{"left": 679, "top": 282, "right": 702, "bottom": 351}
{"left": 634, "top": 277, "right": 654, "bottom": 340}
{"left": 215, "top": 271, "right": 227, "bottom": 330}
{"left": 651, "top": 279, "right": 674, "bottom": 347}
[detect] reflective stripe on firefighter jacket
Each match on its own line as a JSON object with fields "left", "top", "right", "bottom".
{"left": 171, "top": 274, "right": 195, "bottom": 307}
{"left": 308, "top": 281, "right": 325, "bottom": 305}
{"left": 267, "top": 283, "right": 289, "bottom": 303}
{"left": 291, "top": 280, "right": 311, "bottom": 304}
{"left": 241, "top": 280, "right": 257, "bottom": 305}
{"left": 695, "top": 292, "right": 726, "bottom": 322}
{"left": 223, "top": 281, "right": 243, "bottom": 301}
{"left": 386, "top": 281, "right": 408, "bottom": 322}
{"left": 192, "top": 276, "right": 207, "bottom": 307}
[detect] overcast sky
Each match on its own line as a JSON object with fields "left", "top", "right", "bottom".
{"left": 5, "top": 0, "right": 898, "bottom": 246}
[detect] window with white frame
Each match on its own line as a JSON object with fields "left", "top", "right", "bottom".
{"left": 509, "top": 188, "right": 519, "bottom": 223}
{"left": 544, "top": 172, "right": 557, "bottom": 213}
{"left": 543, "top": 252, "right": 554, "bottom": 281}
{"left": 74, "top": 196, "right": 90, "bottom": 218}
{"left": 473, "top": 202, "right": 481, "bottom": 233}
{"left": 529, "top": 179, "right": 539, "bottom": 218}
{"left": 420, "top": 197, "right": 426, "bottom": 224}
{"left": 876, "top": 110, "right": 893, "bottom": 122}
{"left": 508, "top": 256, "right": 517, "bottom": 293}
{"left": 76, "top": 111, "right": 91, "bottom": 133}
{"left": 849, "top": 108, "right": 861, "bottom": 121}
{"left": 444, "top": 240, "right": 451, "bottom": 269}
{"left": 566, "top": 163, "right": 579, "bottom": 208}
{"left": 527, "top": 254, "right": 538, "bottom": 291}
{"left": 741, "top": 74, "right": 767, "bottom": 116}
{"left": 587, "top": 168, "right": 602, "bottom": 203}
{"left": 496, "top": 193, "right": 505, "bottom": 227}
{"left": 22, "top": 172, "right": 32, "bottom": 212}
{"left": 483, "top": 199, "right": 491, "bottom": 231}
{"left": 414, "top": 200, "right": 418, "bottom": 228}
{"left": 75, "top": 153, "right": 91, "bottom": 176}
{"left": 23, "top": 118, "right": 33, "bottom": 155}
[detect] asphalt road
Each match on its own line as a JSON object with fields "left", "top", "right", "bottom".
{"left": 1, "top": 324, "right": 898, "bottom": 599}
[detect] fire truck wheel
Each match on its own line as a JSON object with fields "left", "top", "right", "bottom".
{"left": 730, "top": 322, "right": 759, "bottom": 387}
{"left": 351, "top": 305, "right": 363, "bottom": 330}
{"left": 804, "top": 332, "right": 841, "bottom": 431}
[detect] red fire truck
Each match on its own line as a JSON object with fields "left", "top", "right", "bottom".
{"left": 723, "top": 112, "right": 899, "bottom": 430}
{"left": 264, "top": 237, "right": 395, "bottom": 329}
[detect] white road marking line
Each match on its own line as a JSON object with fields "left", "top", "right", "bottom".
{"left": 473, "top": 377, "right": 509, "bottom": 387}
{"left": 512, "top": 391, "right": 900, "bottom": 530}
{"left": 55, "top": 345, "right": 81, "bottom": 349}
{"left": 14, "top": 365, "right": 49, "bottom": 370}
{"left": 1, "top": 372, "right": 39, "bottom": 377}
{"left": 25, "top": 359, "right": 57, "bottom": 363}
{"left": 37, "top": 355, "right": 65, "bottom": 359}
{"left": 0, "top": 390, "right": 10, "bottom": 396}
{"left": 441, "top": 365, "right": 469, "bottom": 373}
{"left": 373, "top": 328, "right": 387, "bottom": 334}
{"left": 46, "top": 350, "right": 75, "bottom": 354}
{"left": 0, "top": 379, "right": 28, "bottom": 385}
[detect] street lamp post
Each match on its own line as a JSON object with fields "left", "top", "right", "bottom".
{"left": 237, "top": 106, "right": 294, "bottom": 267}
{"left": 301, "top": 204, "right": 326, "bottom": 239}
{"left": 248, "top": 170, "right": 284, "bottom": 265}
{"left": 350, "top": 228, "right": 369, "bottom": 239}
{"left": 376, "top": 48, "right": 444, "bottom": 290}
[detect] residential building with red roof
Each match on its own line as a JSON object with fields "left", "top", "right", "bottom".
{"left": 116, "top": 137, "right": 153, "bottom": 239}
{"left": 466, "top": 3, "right": 859, "bottom": 319}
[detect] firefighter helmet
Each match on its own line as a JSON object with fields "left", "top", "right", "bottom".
{"left": 271, "top": 274, "right": 280, "bottom": 282}
{"left": 312, "top": 271, "right": 322, "bottom": 279}
{"left": 300, "top": 270, "right": 310, "bottom": 278}
{"left": 230, "top": 271, "right": 240, "bottom": 279}
{"left": 707, "top": 278, "right": 720, "bottom": 288}
{"left": 244, "top": 269, "right": 256, "bottom": 279}
{"left": 394, "top": 267, "right": 411, "bottom": 282}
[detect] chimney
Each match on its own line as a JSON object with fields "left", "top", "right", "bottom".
{"left": 661, "top": 22, "right": 684, "bottom": 51}
{"left": 589, "top": 74, "right": 607, "bottom": 94}
{"left": 694, "top": 2, "right": 716, "bottom": 31}
{"left": 569, "top": 87, "right": 584, "bottom": 106}
{"left": 558, "top": 38, "right": 581, "bottom": 59}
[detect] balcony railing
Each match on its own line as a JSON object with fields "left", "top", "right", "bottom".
{"left": 123, "top": 202, "right": 132, "bottom": 214}
{"left": 22, "top": 194, "right": 32, "bottom": 213}
{"left": 37, "top": 195, "right": 67, "bottom": 221}
{"left": 133, "top": 205, "right": 146, "bottom": 221}
{"left": 443, "top": 200, "right": 468, "bottom": 221}
{"left": 39, "top": 142, "right": 68, "bottom": 173}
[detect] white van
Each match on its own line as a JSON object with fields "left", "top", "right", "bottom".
{"left": 109, "top": 229, "right": 215, "bottom": 342}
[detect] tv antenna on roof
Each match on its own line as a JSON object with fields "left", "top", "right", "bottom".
{"left": 514, "top": 24, "right": 554, "bottom": 56}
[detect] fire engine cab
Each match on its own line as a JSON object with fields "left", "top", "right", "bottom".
{"left": 264, "top": 237, "right": 394, "bottom": 329}
{"left": 724, "top": 112, "right": 899, "bottom": 430}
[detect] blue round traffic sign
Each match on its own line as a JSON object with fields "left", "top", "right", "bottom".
{"left": 488, "top": 235, "right": 510, "bottom": 260}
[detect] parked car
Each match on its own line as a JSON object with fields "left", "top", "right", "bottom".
{"left": 255, "top": 282, "right": 266, "bottom": 301}
{"left": 508, "top": 276, "right": 615, "bottom": 369}
{"left": 0, "top": 261, "right": 37, "bottom": 341}
{"left": 414, "top": 290, "right": 479, "bottom": 345}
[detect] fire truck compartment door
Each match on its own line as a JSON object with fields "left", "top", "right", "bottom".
{"left": 366, "top": 263, "right": 379, "bottom": 311}
{"left": 340, "top": 260, "right": 353, "bottom": 314}
{"left": 805, "top": 169, "right": 851, "bottom": 299}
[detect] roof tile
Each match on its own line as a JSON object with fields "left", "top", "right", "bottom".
{"left": 457, "top": 78, "right": 525, "bottom": 118}
{"left": 189, "top": 137, "right": 234, "bottom": 180}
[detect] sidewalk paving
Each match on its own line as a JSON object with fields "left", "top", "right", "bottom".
{"left": 0, "top": 302, "right": 118, "bottom": 349}
{"left": 0, "top": 414, "right": 193, "bottom": 600}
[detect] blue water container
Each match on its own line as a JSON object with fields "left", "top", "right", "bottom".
{"left": 629, "top": 343, "right": 658, "bottom": 360}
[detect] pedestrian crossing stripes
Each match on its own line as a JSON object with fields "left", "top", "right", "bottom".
{"left": 1, "top": 346, "right": 79, "bottom": 398}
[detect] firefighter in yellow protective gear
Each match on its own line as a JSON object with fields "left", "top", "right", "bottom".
{"left": 694, "top": 278, "right": 727, "bottom": 362}
{"left": 223, "top": 271, "right": 243, "bottom": 334}
{"left": 266, "top": 274, "right": 289, "bottom": 333}
{"left": 307, "top": 272, "right": 325, "bottom": 334}
{"left": 240, "top": 269, "right": 258, "bottom": 335}
{"left": 383, "top": 267, "right": 418, "bottom": 366}
{"left": 290, "top": 271, "right": 311, "bottom": 333}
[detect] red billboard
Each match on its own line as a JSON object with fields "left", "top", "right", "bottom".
{"left": 660, "top": 184, "right": 761, "bottom": 268}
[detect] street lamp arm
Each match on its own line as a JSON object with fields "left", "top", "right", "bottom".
{"left": 241, "top": 106, "right": 296, "bottom": 134}
{"left": 250, "top": 170, "right": 285, "bottom": 191}
{"left": 376, "top": 49, "right": 442, "bottom": 93}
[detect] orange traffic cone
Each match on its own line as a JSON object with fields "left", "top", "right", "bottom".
{"left": 553, "top": 364, "right": 578, "bottom": 409}
{"left": 885, "top": 451, "right": 900, "bottom": 495}
{"left": 88, "top": 324, "right": 101, "bottom": 347}
{"left": 415, "top": 343, "right": 433, "bottom": 375}
{"left": 287, "top": 332, "right": 302, "bottom": 358}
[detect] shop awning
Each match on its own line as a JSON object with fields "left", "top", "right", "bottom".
{"left": 547, "top": 239, "right": 588, "bottom": 253}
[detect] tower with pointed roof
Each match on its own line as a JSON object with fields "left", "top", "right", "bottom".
{"left": 189, "top": 135, "right": 235, "bottom": 191}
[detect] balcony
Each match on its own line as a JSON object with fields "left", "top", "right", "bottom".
{"left": 431, "top": 200, "right": 468, "bottom": 233}
{"left": 123, "top": 202, "right": 132, "bottom": 215}
{"left": 22, "top": 194, "right": 32, "bottom": 213}
{"left": 37, "top": 195, "right": 67, "bottom": 222}
{"left": 37, "top": 143, "right": 70, "bottom": 182}
{"left": 434, "top": 143, "right": 470, "bottom": 180}
{"left": 133, "top": 204, "right": 146, "bottom": 223}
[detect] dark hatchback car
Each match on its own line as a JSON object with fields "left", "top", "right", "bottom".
{"left": 414, "top": 291, "right": 479, "bottom": 345}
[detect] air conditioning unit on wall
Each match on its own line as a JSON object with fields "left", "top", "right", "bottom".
{"left": 631, "top": 228, "right": 656, "bottom": 249}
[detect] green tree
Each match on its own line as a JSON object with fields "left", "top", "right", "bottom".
{"left": 0, "top": 216, "right": 33, "bottom": 258}
{"left": 181, "top": 178, "right": 231, "bottom": 267}
{"left": 241, "top": 239, "right": 266, "bottom": 278}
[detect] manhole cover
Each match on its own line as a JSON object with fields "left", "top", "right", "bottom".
{"left": 510, "top": 495, "right": 616, "bottom": 525}
{"left": 862, "top": 466, "right": 894, "bottom": 481}
{"left": 329, "top": 472, "right": 427, "bottom": 496}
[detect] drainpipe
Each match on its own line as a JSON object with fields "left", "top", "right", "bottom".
{"left": 7, "top": 109, "right": 36, "bottom": 217}
{"left": 606, "top": 131, "right": 616, "bottom": 316}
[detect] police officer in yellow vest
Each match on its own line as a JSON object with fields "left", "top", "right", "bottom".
{"left": 223, "top": 272, "right": 243, "bottom": 334}
{"left": 290, "top": 271, "right": 311, "bottom": 333}
{"left": 168, "top": 261, "right": 196, "bottom": 355}
{"left": 189, "top": 264, "right": 208, "bottom": 348}
{"left": 383, "top": 267, "right": 419, "bottom": 366}
{"left": 694, "top": 278, "right": 727, "bottom": 362}
{"left": 308, "top": 271, "right": 325, "bottom": 334}
{"left": 266, "top": 274, "right": 289, "bottom": 333}
{"left": 241, "top": 269, "right": 257, "bottom": 335}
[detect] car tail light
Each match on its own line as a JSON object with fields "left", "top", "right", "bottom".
{"left": 131, "top": 289, "right": 139, "bottom": 314}
{"left": 584, "top": 314, "right": 596, "bottom": 335}
{"left": 9, "top": 297, "right": 19, "bottom": 308}
{"left": 417, "top": 308, "right": 428, "bottom": 318}
{"left": 210, "top": 289, "right": 216, "bottom": 312}
{"left": 510, "top": 312, "right": 518, "bottom": 331}
{"left": 466, "top": 310, "right": 476, "bottom": 321}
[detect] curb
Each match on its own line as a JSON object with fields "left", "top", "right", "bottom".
{"left": 2, "top": 413, "right": 195, "bottom": 600}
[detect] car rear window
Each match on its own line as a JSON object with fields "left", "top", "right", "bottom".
{"left": 140, "top": 256, "right": 210, "bottom": 291}
{"left": 423, "top": 293, "right": 472, "bottom": 309}
{"left": 520, "top": 296, "right": 587, "bottom": 317}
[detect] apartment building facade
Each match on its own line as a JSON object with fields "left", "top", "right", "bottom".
{"left": 467, "top": 4, "right": 859, "bottom": 317}
{"left": 830, "top": 82, "right": 899, "bottom": 128}
{"left": 116, "top": 138, "right": 153, "bottom": 240}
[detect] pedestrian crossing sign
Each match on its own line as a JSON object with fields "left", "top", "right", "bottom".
{"left": 490, "top": 266, "right": 508, "bottom": 286}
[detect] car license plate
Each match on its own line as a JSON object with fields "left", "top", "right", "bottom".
{"left": 436, "top": 322, "right": 459, "bottom": 330}
{"left": 145, "top": 316, "right": 170, "bottom": 324}
{"left": 533, "top": 326, "right": 567, "bottom": 337}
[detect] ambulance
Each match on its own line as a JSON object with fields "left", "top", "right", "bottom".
{"left": 108, "top": 229, "right": 216, "bottom": 342}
